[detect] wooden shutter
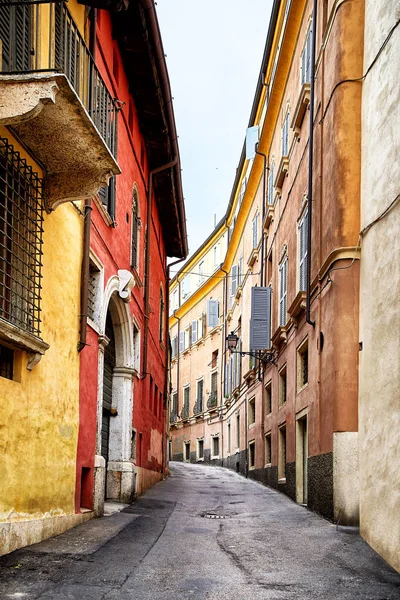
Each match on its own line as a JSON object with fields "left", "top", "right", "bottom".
{"left": 252, "top": 216, "right": 258, "bottom": 248}
{"left": 191, "top": 320, "right": 198, "bottom": 344}
{"left": 250, "top": 286, "right": 272, "bottom": 350}
{"left": 179, "top": 331, "right": 184, "bottom": 353}
{"left": 207, "top": 299, "right": 219, "bottom": 328}
{"left": 231, "top": 265, "right": 238, "bottom": 295}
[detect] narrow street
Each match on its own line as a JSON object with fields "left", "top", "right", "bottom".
{"left": 0, "top": 463, "right": 399, "bottom": 600}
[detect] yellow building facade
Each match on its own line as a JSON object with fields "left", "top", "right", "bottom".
{"left": 0, "top": 0, "right": 119, "bottom": 554}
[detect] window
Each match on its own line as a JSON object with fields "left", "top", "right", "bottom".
{"left": 278, "top": 425, "right": 287, "bottom": 480}
{"left": 213, "top": 244, "right": 220, "bottom": 268}
{"left": 88, "top": 259, "right": 101, "bottom": 324}
{"left": 236, "top": 413, "right": 240, "bottom": 449}
{"left": 230, "top": 264, "right": 238, "bottom": 298}
{"left": 301, "top": 26, "right": 312, "bottom": 85}
{"left": 249, "top": 441, "right": 255, "bottom": 469}
{"left": 133, "top": 322, "right": 140, "bottom": 372}
{"left": 298, "top": 207, "right": 308, "bottom": 291}
{"left": 159, "top": 286, "right": 164, "bottom": 342}
{"left": 264, "top": 381, "right": 272, "bottom": 414}
{"left": 252, "top": 213, "right": 259, "bottom": 248}
{"left": 0, "top": 343, "right": 14, "bottom": 380}
{"left": 279, "top": 365, "right": 287, "bottom": 406}
{"left": 297, "top": 338, "right": 309, "bottom": 390}
{"left": 181, "top": 277, "right": 190, "bottom": 300}
{"left": 184, "top": 441, "right": 190, "bottom": 462}
{"left": 179, "top": 331, "right": 184, "bottom": 353}
{"left": 198, "top": 261, "right": 205, "bottom": 285}
{"left": 191, "top": 319, "right": 198, "bottom": 344}
{"left": 171, "top": 335, "right": 177, "bottom": 359}
{"left": 197, "top": 439, "right": 204, "bottom": 460}
{"left": 209, "top": 370, "right": 218, "bottom": 406}
{"left": 0, "top": 3, "right": 31, "bottom": 71}
{"left": 131, "top": 430, "right": 137, "bottom": 461}
{"left": 282, "top": 110, "right": 290, "bottom": 157}
{"left": 98, "top": 177, "right": 116, "bottom": 222}
{"left": 0, "top": 137, "right": 44, "bottom": 338}
{"left": 170, "top": 391, "right": 178, "bottom": 422}
{"left": 211, "top": 349, "right": 218, "bottom": 369}
{"left": 131, "top": 190, "right": 140, "bottom": 270}
{"left": 196, "top": 378, "right": 204, "bottom": 413}
{"left": 184, "top": 327, "right": 191, "bottom": 350}
{"left": 207, "top": 299, "right": 219, "bottom": 328}
{"left": 267, "top": 162, "right": 275, "bottom": 205}
{"left": 279, "top": 255, "right": 288, "bottom": 327}
{"left": 249, "top": 397, "right": 256, "bottom": 426}
{"left": 212, "top": 435, "right": 220, "bottom": 458}
{"left": 265, "top": 433, "right": 271, "bottom": 465}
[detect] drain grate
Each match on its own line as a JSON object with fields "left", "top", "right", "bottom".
{"left": 201, "top": 512, "right": 229, "bottom": 519}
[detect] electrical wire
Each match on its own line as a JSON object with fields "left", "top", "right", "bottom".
{"left": 320, "top": 17, "right": 400, "bottom": 124}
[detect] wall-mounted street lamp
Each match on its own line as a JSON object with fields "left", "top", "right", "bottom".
{"left": 226, "top": 332, "right": 276, "bottom": 365}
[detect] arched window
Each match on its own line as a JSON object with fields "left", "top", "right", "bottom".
{"left": 131, "top": 188, "right": 139, "bottom": 270}
{"left": 159, "top": 285, "right": 164, "bottom": 342}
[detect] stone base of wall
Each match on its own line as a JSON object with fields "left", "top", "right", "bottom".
{"left": 249, "top": 462, "right": 296, "bottom": 501}
{"left": 308, "top": 452, "right": 334, "bottom": 521}
{"left": 0, "top": 511, "right": 93, "bottom": 557}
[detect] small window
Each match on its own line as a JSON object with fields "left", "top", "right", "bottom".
{"left": 298, "top": 207, "right": 308, "bottom": 291}
{"left": 131, "top": 430, "right": 137, "bottom": 461}
{"left": 0, "top": 343, "right": 14, "bottom": 380}
{"left": 265, "top": 433, "right": 271, "bottom": 465}
{"left": 184, "top": 441, "right": 190, "bottom": 462}
{"left": 197, "top": 438, "right": 204, "bottom": 460}
{"left": 264, "top": 381, "right": 272, "bottom": 414}
{"left": 212, "top": 436, "right": 220, "bottom": 458}
{"left": 278, "top": 425, "right": 286, "bottom": 480}
{"left": 279, "top": 365, "right": 287, "bottom": 407}
{"left": 249, "top": 397, "right": 256, "bottom": 426}
{"left": 279, "top": 255, "right": 288, "bottom": 327}
{"left": 249, "top": 441, "right": 255, "bottom": 469}
{"left": 297, "top": 339, "right": 309, "bottom": 390}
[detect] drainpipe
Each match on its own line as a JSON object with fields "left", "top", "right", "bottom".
{"left": 78, "top": 198, "right": 92, "bottom": 352}
{"left": 142, "top": 157, "right": 178, "bottom": 380}
{"left": 306, "top": 0, "right": 317, "bottom": 328}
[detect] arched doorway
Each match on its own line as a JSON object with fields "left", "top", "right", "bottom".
{"left": 101, "top": 312, "right": 115, "bottom": 496}
{"left": 94, "top": 282, "right": 136, "bottom": 509}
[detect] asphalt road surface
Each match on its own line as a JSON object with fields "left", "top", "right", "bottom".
{"left": 0, "top": 462, "right": 399, "bottom": 599}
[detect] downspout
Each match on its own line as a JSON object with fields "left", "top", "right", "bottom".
{"left": 306, "top": 0, "right": 317, "bottom": 328}
{"left": 78, "top": 198, "right": 92, "bottom": 352}
{"left": 142, "top": 157, "right": 178, "bottom": 380}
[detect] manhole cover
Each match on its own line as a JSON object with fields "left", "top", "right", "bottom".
{"left": 201, "top": 512, "right": 229, "bottom": 519}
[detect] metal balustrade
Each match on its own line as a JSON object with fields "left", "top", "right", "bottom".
{"left": 0, "top": 1, "right": 118, "bottom": 158}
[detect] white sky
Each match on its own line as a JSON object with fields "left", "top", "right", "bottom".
{"left": 156, "top": 0, "right": 273, "bottom": 260}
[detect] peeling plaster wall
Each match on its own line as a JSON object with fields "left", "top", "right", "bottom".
{"left": 359, "top": 0, "right": 400, "bottom": 572}
{"left": 0, "top": 130, "right": 84, "bottom": 554}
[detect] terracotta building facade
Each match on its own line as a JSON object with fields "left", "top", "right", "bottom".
{"left": 169, "top": 0, "right": 398, "bottom": 571}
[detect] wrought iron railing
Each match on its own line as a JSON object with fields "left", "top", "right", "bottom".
{"left": 193, "top": 399, "right": 204, "bottom": 416}
{"left": 207, "top": 392, "right": 218, "bottom": 410}
{"left": 170, "top": 410, "right": 177, "bottom": 424}
{"left": 0, "top": 1, "right": 118, "bottom": 158}
{"left": 180, "top": 400, "right": 189, "bottom": 421}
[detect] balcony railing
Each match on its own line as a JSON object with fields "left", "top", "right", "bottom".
{"left": 180, "top": 400, "right": 189, "bottom": 421}
{"left": 193, "top": 399, "right": 204, "bottom": 416}
{"left": 207, "top": 392, "right": 218, "bottom": 410}
{"left": 170, "top": 410, "right": 177, "bottom": 424}
{"left": 0, "top": 1, "right": 118, "bottom": 158}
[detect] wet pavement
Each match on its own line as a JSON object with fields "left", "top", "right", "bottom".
{"left": 0, "top": 461, "right": 399, "bottom": 599}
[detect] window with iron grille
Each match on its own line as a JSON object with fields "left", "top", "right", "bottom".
{"left": 297, "top": 338, "right": 309, "bottom": 390}
{"left": 264, "top": 381, "right": 272, "bottom": 414}
{"left": 0, "top": 137, "right": 44, "bottom": 338}
{"left": 196, "top": 378, "right": 204, "bottom": 413}
{"left": 212, "top": 435, "right": 220, "bottom": 458}
{"left": 298, "top": 207, "right": 308, "bottom": 291}
{"left": 211, "top": 370, "right": 218, "bottom": 396}
{"left": 88, "top": 260, "right": 100, "bottom": 322}
{"left": 131, "top": 191, "right": 139, "bottom": 269}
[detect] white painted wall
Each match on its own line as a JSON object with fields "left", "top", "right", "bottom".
{"left": 359, "top": 0, "right": 400, "bottom": 572}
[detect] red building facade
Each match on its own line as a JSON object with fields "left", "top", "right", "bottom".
{"left": 75, "top": 0, "right": 187, "bottom": 515}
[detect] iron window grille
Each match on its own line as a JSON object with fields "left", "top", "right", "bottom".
{"left": 0, "top": 343, "right": 14, "bottom": 380}
{"left": 0, "top": 137, "right": 44, "bottom": 338}
{"left": 0, "top": 1, "right": 118, "bottom": 158}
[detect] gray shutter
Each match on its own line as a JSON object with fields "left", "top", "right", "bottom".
{"left": 202, "top": 312, "right": 206, "bottom": 337}
{"left": 179, "top": 331, "right": 184, "bottom": 353}
{"left": 231, "top": 265, "right": 238, "bottom": 295}
{"left": 207, "top": 299, "right": 219, "bottom": 328}
{"left": 250, "top": 287, "right": 272, "bottom": 350}
{"left": 192, "top": 320, "right": 198, "bottom": 343}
